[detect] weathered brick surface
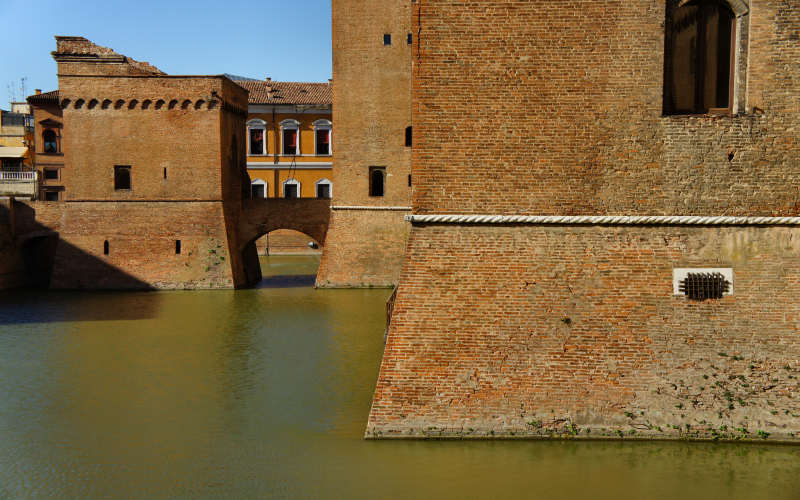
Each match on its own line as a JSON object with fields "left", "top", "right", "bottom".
{"left": 410, "top": 1, "right": 799, "bottom": 216}
{"left": 370, "top": 1, "right": 800, "bottom": 440}
{"left": 15, "top": 200, "right": 237, "bottom": 289}
{"left": 316, "top": 209, "right": 410, "bottom": 288}
{"left": 369, "top": 224, "right": 800, "bottom": 440}
{"left": 317, "top": 0, "right": 413, "bottom": 287}
{"left": 11, "top": 37, "right": 259, "bottom": 289}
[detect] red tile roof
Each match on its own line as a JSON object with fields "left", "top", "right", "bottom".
{"left": 234, "top": 80, "right": 332, "bottom": 105}
{"left": 27, "top": 90, "right": 60, "bottom": 103}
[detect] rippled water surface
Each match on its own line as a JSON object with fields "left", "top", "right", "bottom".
{"left": 1, "top": 256, "right": 799, "bottom": 499}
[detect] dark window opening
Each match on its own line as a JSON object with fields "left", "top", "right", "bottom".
{"left": 44, "top": 191, "right": 59, "bottom": 202}
{"left": 405, "top": 126, "right": 412, "bottom": 147}
{"left": 44, "top": 168, "right": 59, "bottom": 180}
{"left": 103, "top": 240, "right": 109, "bottom": 255}
{"left": 679, "top": 272, "right": 730, "bottom": 300}
{"left": 408, "top": 174, "right": 412, "bottom": 187}
{"left": 284, "top": 183, "right": 299, "bottom": 198}
{"left": 175, "top": 240, "right": 181, "bottom": 255}
{"left": 317, "top": 183, "right": 331, "bottom": 199}
{"left": 249, "top": 128, "right": 264, "bottom": 155}
{"left": 251, "top": 183, "right": 265, "bottom": 199}
{"left": 383, "top": 34, "right": 392, "bottom": 45}
{"left": 664, "top": 0, "right": 735, "bottom": 115}
{"left": 407, "top": 33, "right": 412, "bottom": 45}
{"left": 114, "top": 165, "right": 131, "bottom": 191}
{"left": 43, "top": 129, "right": 58, "bottom": 153}
{"left": 369, "top": 167, "right": 385, "bottom": 197}
{"left": 163, "top": 167, "right": 167, "bottom": 180}
{"left": 283, "top": 129, "right": 297, "bottom": 156}
{"left": 316, "top": 129, "right": 330, "bottom": 155}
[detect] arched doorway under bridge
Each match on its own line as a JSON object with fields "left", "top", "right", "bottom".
{"left": 238, "top": 198, "right": 331, "bottom": 287}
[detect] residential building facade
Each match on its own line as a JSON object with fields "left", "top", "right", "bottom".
{"left": 236, "top": 78, "right": 333, "bottom": 254}
{"left": 27, "top": 90, "right": 64, "bottom": 201}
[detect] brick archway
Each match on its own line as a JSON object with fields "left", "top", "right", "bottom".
{"left": 238, "top": 198, "right": 331, "bottom": 251}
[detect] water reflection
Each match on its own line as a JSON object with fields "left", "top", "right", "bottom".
{"left": 0, "top": 256, "right": 799, "bottom": 499}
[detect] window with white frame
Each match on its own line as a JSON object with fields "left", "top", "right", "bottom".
{"left": 313, "top": 119, "right": 332, "bottom": 156}
{"left": 251, "top": 178, "right": 268, "bottom": 199}
{"left": 247, "top": 119, "right": 267, "bottom": 156}
{"left": 283, "top": 178, "right": 300, "bottom": 198}
{"left": 315, "top": 178, "right": 332, "bottom": 199}
{"left": 281, "top": 119, "right": 300, "bottom": 156}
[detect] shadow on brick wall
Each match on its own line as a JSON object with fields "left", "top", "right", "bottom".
{"left": 5, "top": 201, "right": 156, "bottom": 292}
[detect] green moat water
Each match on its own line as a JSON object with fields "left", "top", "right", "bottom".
{"left": 1, "top": 256, "right": 799, "bottom": 499}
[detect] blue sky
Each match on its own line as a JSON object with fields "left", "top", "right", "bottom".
{"left": 0, "top": 0, "right": 332, "bottom": 107}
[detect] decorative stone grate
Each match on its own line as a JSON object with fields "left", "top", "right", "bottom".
{"left": 679, "top": 272, "right": 730, "bottom": 300}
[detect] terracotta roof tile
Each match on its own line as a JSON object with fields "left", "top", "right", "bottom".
{"left": 234, "top": 80, "right": 332, "bottom": 105}
{"left": 27, "top": 90, "right": 60, "bottom": 103}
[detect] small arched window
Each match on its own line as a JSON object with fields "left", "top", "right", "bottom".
{"left": 315, "top": 178, "right": 332, "bottom": 199}
{"left": 664, "top": 0, "right": 737, "bottom": 115}
{"left": 43, "top": 129, "right": 58, "bottom": 153}
{"left": 247, "top": 119, "right": 267, "bottom": 156}
{"left": 251, "top": 178, "right": 268, "bottom": 199}
{"left": 281, "top": 119, "right": 300, "bottom": 156}
{"left": 283, "top": 178, "right": 301, "bottom": 198}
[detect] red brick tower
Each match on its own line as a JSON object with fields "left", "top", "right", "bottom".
{"left": 316, "top": 0, "right": 413, "bottom": 287}
{"left": 33, "top": 37, "right": 257, "bottom": 289}
{"left": 368, "top": 1, "right": 800, "bottom": 441}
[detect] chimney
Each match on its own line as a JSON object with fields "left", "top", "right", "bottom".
{"left": 35, "top": 89, "right": 42, "bottom": 95}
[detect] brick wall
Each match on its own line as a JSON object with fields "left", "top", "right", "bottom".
{"left": 369, "top": 0, "right": 800, "bottom": 440}
{"left": 316, "top": 209, "right": 409, "bottom": 288}
{"left": 18, "top": 36, "right": 259, "bottom": 289}
{"left": 369, "top": 224, "right": 800, "bottom": 440}
{"left": 317, "top": 0, "right": 413, "bottom": 287}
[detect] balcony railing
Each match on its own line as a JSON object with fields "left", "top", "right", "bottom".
{"left": 0, "top": 170, "right": 38, "bottom": 198}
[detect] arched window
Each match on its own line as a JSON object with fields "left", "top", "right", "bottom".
{"left": 283, "top": 178, "right": 301, "bottom": 198}
{"left": 315, "top": 178, "right": 332, "bottom": 199}
{"left": 251, "top": 178, "right": 268, "bottom": 199}
{"left": 43, "top": 129, "right": 58, "bottom": 153}
{"left": 281, "top": 119, "right": 300, "bottom": 156}
{"left": 369, "top": 167, "right": 385, "bottom": 197}
{"left": 664, "top": 0, "right": 739, "bottom": 115}
{"left": 247, "top": 119, "right": 267, "bottom": 156}
{"left": 313, "top": 119, "right": 332, "bottom": 156}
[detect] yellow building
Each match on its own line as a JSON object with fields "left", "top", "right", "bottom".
{"left": 0, "top": 102, "right": 34, "bottom": 171}
{"left": 234, "top": 78, "right": 332, "bottom": 253}
{"left": 234, "top": 78, "right": 332, "bottom": 200}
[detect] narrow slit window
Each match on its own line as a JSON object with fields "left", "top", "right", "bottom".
{"left": 103, "top": 240, "right": 109, "bottom": 255}
{"left": 163, "top": 167, "right": 167, "bottom": 180}
{"left": 407, "top": 33, "right": 412, "bottom": 45}
{"left": 369, "top": 167, "right": 385, "bottom": 197}
{"left": 175, "top": 240, "right": 181, "bottom": 255}
{"left": 383, "top": 34, "right": 392, "bottom": 46}
{"left": 405, "top": 126, "right": 412, "bottom": 147}
{"left": 408, "top": 174, "right": 412, "bottom": 187}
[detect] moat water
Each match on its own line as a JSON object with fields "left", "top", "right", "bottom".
{"left": 1, "top": 256, "right": 799, "bottom": 499}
